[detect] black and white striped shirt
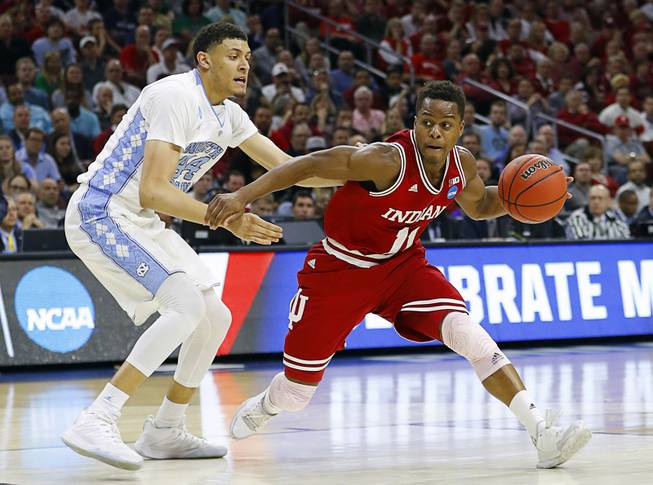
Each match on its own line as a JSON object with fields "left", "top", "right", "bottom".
{"left": 565, "top": 207, "right": 631, "bottom": 240}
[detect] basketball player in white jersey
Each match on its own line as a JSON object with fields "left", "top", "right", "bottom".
{"left": 61, "top": 23, "right": 330, "bottom": 470}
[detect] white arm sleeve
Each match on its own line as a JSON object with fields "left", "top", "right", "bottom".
{"left": 225, "top": 99, "right": 257, "bottom": 148}
{"left": 142, "top": 84, "right": 192, "bottom": 148}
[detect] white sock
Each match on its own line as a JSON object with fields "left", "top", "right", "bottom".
{"left": 262, "top": 388, "right": 281, "bottom": 415}
{"left": 89, "top": 383, "right": 130, "bottom": 416}
{"left": 509, "top": 390, "right": 545, "bottom": 439}
{"left": 154, "top": 396, "right": 188, "bottom": 428}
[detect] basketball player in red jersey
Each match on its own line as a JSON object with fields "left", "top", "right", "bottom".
{"left": 206, "top": 81, "right": 591, "bottom": 468}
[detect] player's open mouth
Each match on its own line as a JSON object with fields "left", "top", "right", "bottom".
{"left": 234, "top": 77, "right": 247, "bottom": 86}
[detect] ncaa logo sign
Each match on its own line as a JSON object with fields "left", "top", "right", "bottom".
{"left": 447, "top": 185, "right": 458, "bottom": 199}
{"left": 14, "top": 266, "right": 95, "bottom": 353}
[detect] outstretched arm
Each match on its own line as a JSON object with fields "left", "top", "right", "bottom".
{"left": 205, "top": 143, "right": 400, "bottom": 228}
{"left": 239, "top": 132, "right": 343, "bottom": 187}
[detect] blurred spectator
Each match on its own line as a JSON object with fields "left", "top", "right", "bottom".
{"left": 575, "top": 65, "right": 606, "bottom": 113}
{"left": 533, "top": 58, "right": 556, "bottom": 97}
{"left": 508, "top": 78, "right": 550, "bottom": 130}
{"left": 94, "top": 103, "right": 128, "bottom": 156}
{"left": 35, "top": 51, "right": 64, "bottom": 97}
{"left": 306, "top": 136, "right": 326, "bottom": 153}
{"left": 50, "top": 108, "right": 94, "bottom": 163}
{"left": 23, "top": 3, "right": 51, "bottom": 46}
{"left": 104, "top": 0, "right": 137, "bottom": 47}
{"left": 253, "top": 106, "right": 272, "bottom": 136}
{"left": 507, "top": 43, "right": 536, "bottom": 81}
{"left": 479, "top": 100, "right": 509, "bottom": 166}
{"left": 307, "top": 68, "right": 344, "bottom": 109}
{"left": 8, "top": 106, "right": 31, "bottom": 150}
{"left": 599, "top": 87, "right": 644, "bottom": 130}
{"left": 32, "top": 17, "right": 76, "bottom": 67}
{"left": 64, "top": 0, "right": 102, "bottom": 36}
{"left": 508, "top": 125, "right": 527, "bottom": 147}
{"left": 565, "top": 161, "right": 592, "bottom": 211}
{"left": 462, "top": 103, "right": 482, "bottom": 137}
{"left": 639, "top": 95, "right": 653, "bottom": 142}
{"left": 313, "top": 187, "right": 334, "bottom": 217}
{"left": 146, "top": 38, "right": 190, "bottom": 84}
{"left": 557, "top": 90, "right": 607, "bottom": 147}
{"left": 615, "top": 161, "right": 651, "bottom": 212}
{"left": 537, "top": 125, "right": 570, "bottom": 173}
{"left": 604, "top": 115, "right": 650, "bottom": 184}
{"left": 352, "top": 86, "right": 385, "bottom": 140}
{"left": 16, "top": 128, "right": 60, "bottom": 183}
{"left": 0, "top": 196, "right": 21, "bottom": 254}
{"left": 254, "top": 28, "right": 282, "bottom": 84}
{"left": 565, "top": 185, "right": 630, "bottom": 240}
{"left": 461, "top": 132, "right": 481, "bottom": 159}
{"left": 79, "top": 36, "right": 106, "bottom": 93}
{"left": 15, "top": 58, "right": 50, "bottom": 111}
{"left": 488, "top": 58, "right": 516, "bottom": 95}
{"left": 192, "top": 172, "right": 213, "bottom": 202}
{"left": 319, "top": 0, "right": 360, "bottom": 56}
{"left": 52, "top": 64, "right": 94, "bottom": 110}
{"left": 329, "top": 51, "right": 356, "bottom": 94}
{"left": 408, "top": 34, "right": 445, "bottom": 81}
{"left": 15, "top": 192, "right": 45, "bottom": 229}
{"left": 615, "top": 189, "right": 640, "bottom": 225}
{"left": 343, "top": 69, "right": 382, "bottom": 109}
{"left": 2, "top": 173, "right": 32, "bottom": 200}
{"left": 269, "top": 103, "right": 317, "bottom": 151}
{"left": 442, "top": 39, "right": 462, "bottom": 81}
{"left": 120, "top": 25, "right": 158, "bottom": 88}
{"left": 173, "top": 0, "right": 212, "bottom": 45}
{"left": 94, "top": 86, "right": 114, "bottom": 130}
{"left": 379, "top": 18, "right": 412, "bottom": 67}
{"left": 93, "top": 60, "right": 141, "bottom": 107}
{"left": 246, "top": 14, "right": 265, "bottom": 51}
{"left": 47, "top": 132, "right": 84, "bottom": 189}
{"left": 632, "top": 189, "right": 653, "bottom": 229}
{"left": 356, "top": 0, "right": 386, "bottom": 42}
{"left": 584, "top": 146, "right": 619, "bottom": 196}
{"left": 548, "top": 75, "right": 574, "bottom": 114}
{"left": 206, "top": 0, "right": 247, "bottom": 29}
{"left": 292, "top": 190, "right": 316, "bottom": 220}
{"left": 36, "top": 177, "right": 65, "bottom": 228}
{"left": 456, "top": 53, "right": 492, "bottom": 113}
{"left": 262, "top": 63, "right": 306, "bottom": 104}
{"left": 0, "top": 84, "right": 52, "bottom": 133}
{"left": 0, "top": 135, "right": 35, "bottom": 185}
{"left": 288, "top": 123, "right": 311, "bottom": 157}
{"left": 0, "top": 14, "right": 31, "bottom": 84}
{"left": 401, "top": 1, "right": 426, "bottom": 37}
{"left": 222, "top": 170, "right": 246, "bottom": 193}
{"left": 250, "top": 193, "right": 276, "bottom": 217}
{"left": 89, "top": 18, "right": 121, "bottom": 60}
{"left": 64, "top": 89, "right": 101, "bottom": 140}
{"left": 381, "top": 108, "right": 406, "bottom": 140}
{"left": 330, "top": 127, "right": 351, "bottom": 146}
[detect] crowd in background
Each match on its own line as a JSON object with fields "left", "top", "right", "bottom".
{"left": 2, "top": 0, "right": 653, "bottom": 253}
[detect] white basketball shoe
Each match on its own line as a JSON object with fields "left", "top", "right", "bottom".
{"left": 230, "top": 391, "right": 277, "bottom": 439}
{"left": 134, "top": 416, "right": 228, "bottom": 459}
{"left": 534, "top": 409, "right": 592, "bottom": 468}
{"left": 61, "top": 408, "right": 144, "bottom": 470}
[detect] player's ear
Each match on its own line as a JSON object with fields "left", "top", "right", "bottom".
{"left": 196, "top": 51, "right": 211, "bottom": 70}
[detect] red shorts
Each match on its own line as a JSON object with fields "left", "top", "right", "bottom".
{"left": 283, "top": 243, "right": 468, "bottom": 383}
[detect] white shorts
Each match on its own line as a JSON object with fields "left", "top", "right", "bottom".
{"left": 65, "top": 185, "right": 219, "bottom": 325}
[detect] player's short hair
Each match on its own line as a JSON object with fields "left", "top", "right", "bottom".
{"left": 416, "top": 80, "right": 466, "bottom": 119}
{"left": 192, "top": 22, "right": 248, "bottom": 60}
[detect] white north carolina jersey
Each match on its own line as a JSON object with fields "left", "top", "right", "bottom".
{"left": 78, "top": 69, "right": 257, "bottom": 216}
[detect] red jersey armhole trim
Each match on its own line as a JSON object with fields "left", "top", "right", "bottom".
{"left": 453, "top": 145, "right": 467, "bottom": 188}
{"left": 369, "top": 142, "right": 407, "bottom": 197}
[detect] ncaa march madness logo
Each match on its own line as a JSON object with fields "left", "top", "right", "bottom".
{"left": 14, "top": 266, "right": 95, "bottom": 353}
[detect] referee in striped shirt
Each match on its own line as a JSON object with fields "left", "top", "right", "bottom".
{"left": 566, "top": 185, "right": 631, "bottom": 240}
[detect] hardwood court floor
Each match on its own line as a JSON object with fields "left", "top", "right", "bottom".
{"left": 1, "top": 343, "right": 652, "bottom": 485}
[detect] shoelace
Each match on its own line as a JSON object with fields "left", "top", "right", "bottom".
{"left": 86, "top": 411, "right": 124, "bottom": 446}
{"left": 241, "top": 398, "right": 271, "bottom": 431}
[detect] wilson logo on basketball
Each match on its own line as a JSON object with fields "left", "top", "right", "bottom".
{"left": 520, "top": 159, "right": 553, "bottom": 180}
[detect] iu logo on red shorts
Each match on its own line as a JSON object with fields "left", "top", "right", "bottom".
{"left": 288, "top": 289, "right": 309, "bottom": 330}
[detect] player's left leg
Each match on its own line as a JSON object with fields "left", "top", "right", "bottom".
{"left": 134, "top": 290, "right": 232, "bottom": 459}
{"left": 384, "top": 262, "right": 591, "bottom": 468}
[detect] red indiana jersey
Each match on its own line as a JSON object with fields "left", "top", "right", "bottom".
{"left": 322, "top": 129, "right": 467, "bottom": 268}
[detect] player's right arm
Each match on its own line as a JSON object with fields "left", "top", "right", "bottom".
{"left": 205, "top": 143, "right": 400, "bottom": 229}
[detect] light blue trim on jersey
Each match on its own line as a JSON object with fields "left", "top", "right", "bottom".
{"left": 193, "top": 69, "right": 225, "bottom": 127}
{"left": 77, "top": 109, "right": 174, "bottom": 295}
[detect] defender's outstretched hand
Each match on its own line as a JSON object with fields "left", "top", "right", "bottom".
{"left": 222, "top": 212, "right": 282, "bottom": 245}
{"left": 206, "top": 192, "right": 247, "bottom": 229}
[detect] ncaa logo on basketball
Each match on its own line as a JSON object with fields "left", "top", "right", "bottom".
{"left": 14, "top": 266, "right": 95, "bottom": 353}
{"left": 447, "top": 185, "right": 458, "bottom": 199}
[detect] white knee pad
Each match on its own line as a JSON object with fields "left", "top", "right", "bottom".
{"left": 156, "top": 273, "right": 207, "bottom": 329}
{"left": 441, "top": 312, "right": 510, "bottom": 381}
{"left": 174, "top": 292, "right": 232, "bottom": 388}
{"left": 266, "top": 372, "right": 317, "bottom": 412}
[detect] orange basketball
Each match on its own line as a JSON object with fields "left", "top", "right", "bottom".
{"left": 498, "top": 154, "right": 567, "bottom": 223}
